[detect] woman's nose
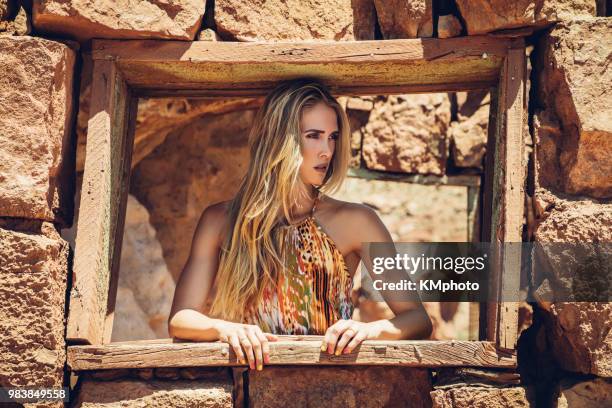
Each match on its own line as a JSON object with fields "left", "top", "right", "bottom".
{"left": 319, "top": 140, "right": 332, "bottom": 158}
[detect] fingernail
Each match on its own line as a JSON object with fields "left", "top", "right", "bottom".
{"left": 257, "top": 364, "right": 262, "bottom": 371}
{"left": 335, "top": 350, "right": 341, "bottom": 356}
{"left": 320, "top": 344, "right": 326, "bottom": 352}
{"left": 344, "top": 348, "right": 351, "bottom": 354}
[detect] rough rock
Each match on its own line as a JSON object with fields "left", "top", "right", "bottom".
{"left": 113, "top": 195, "right": 175, "bottom": 340}
{"left": 437, "top": 14, "right": 462, "bottom": 38}
{"left": 555, "top": 377, "right": 612, "bottom": 407}
{"left": 337, "top": 177, "right": 469, "bottom": 242}
{"left": 533, "top": 18, "right": 611, "bottom": 198}
{"left": 72, "top": 379, "right": 233, "bottom": 407}
{"left": 0, "top": 4, "right": 30, "bottom": 35}
{"left": 0, "top": 220, "right": 68, "bottom": 389}
{"left": 154, "top": 367, "right": 181, "bottom": 380}
{"left": 215, "top": 0, "right": 367, "bottom": 41}
{"left": 346, "top": 100, "right": 372, "bottom": 168}
{"left": 533, "top": 192, "right": 612, "bottom": 376}
{"left": 373, "top": 0, "right": 432, "bottom": 38}
{"left": 448, "top": 90, "right": 490, "bottom": 168}
{"left": 533, "top": 112, "right": 564, "bottom": 194}
{"left": 0, "top": 36, "right": 76, "bottom": 224}
{"left": 531, "top": 192, "right": 611, "bottom": 304}
{"left": 346, "top": 96, "right": 375, "bottom": 112}
{"left": 249, "top": 366, "right": 432, "bottom": 407}
{"left": 131, "top": 109, "right": 255, "bottom": 280}
{"left": 85, "top": 369, "right": 131, "bottom": 382}
{"left": 179, "top": 367, "right": 232, "bottom": 381}
{"left": 518, "top": 301, "right": 534, "bottom": 337}
{"left": 75, "top": 54, "right": 262, "bottom": 171}
{"left": 134, "top": 368, "right": 155, "bottom": 381}
{"left": 73, "top": 52, "right": 93, "bottom": 172}
{"left": 533, "top": 192, "right": 612, "bottom": 243}
{"left": 352, "top": 0, "right": 377, "bottom": 40}
{"left": 361, "top": 94, "right": 450, "bottom": 175}
{"left": 455, "top": 0, "right": 597, "bottom": 35}
{"left": 544, "top": 302, "right": 612, "bottom": 377}
{"left": 130, "top": 98, "right": 261, "bottom": 170}
{"left": 32, "top": 0, "right": 206, "bottom": 42}
{"left": 0, "top": 0, "right": 12, "bottom": 20}
{"left": 431, "top": 386, "right": 533, "bottom": 407}
{"left": 435, "top": 367, "right": 521, "bottom": 388}
{"left": 112, "top": 286, "right": 157, "bottom": 341}
{"left": 197, "top": 27, "right": 220, "bottom": 41}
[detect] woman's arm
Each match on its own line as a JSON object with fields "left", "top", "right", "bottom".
{"left": 322, "top": 205, "right": 433, "bottom": 355}
{"left": 168, "top": 203, "right": 225, "bottom": 341}
{"left": 168, "top": 203, "right": 278, "bottom": 370}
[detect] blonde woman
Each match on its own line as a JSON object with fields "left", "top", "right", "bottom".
{"left": 169, "top": 79, "right": 432, "bottom": 371}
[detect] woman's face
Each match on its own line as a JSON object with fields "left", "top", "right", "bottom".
{"left": 299, "top": 101, "right": 339, "bottom": 188}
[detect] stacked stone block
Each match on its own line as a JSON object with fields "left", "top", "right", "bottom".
{"left": 0, "top": 34, "right": 76, "bottom": 407}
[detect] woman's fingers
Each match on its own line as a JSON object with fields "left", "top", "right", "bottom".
{"left": 239, "top": 331, "right": 256, "bottom": 370}
{"left": 265, "top": 332, "right": 279, "bottom": 342}
{"left": 245, "top": 329, "right": 263, "bottom": 370}
{"left": 228, "top": 334, "right": 246, "bottom": 365}
{"left": 324, "top": 320, "right": 350, "bottom": 354}
{"left": 334, "top": 327, "right": 357, "bottom": 355}
{"left": 344, "top": 330, "right": 367, "bottom": 354}
{"left": 253, "top": 328, "right": 271, "bottom": 364}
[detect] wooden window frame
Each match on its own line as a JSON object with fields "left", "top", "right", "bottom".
{"left": 66, "top": 36, "right": 526, "bottom": 371}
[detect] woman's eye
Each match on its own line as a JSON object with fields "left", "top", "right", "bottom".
{"left": 330, "top": 133, "right": 339, "bottom": 140}
{"left": 307, "top": 133, "right": 318, "bottom": 139}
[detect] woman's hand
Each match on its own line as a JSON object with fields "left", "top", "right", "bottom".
{"left": 321, "top": 319, "right": 380, "bottom": 356}
{"left": 216, "top": 321, "right": 279, "bottom": 370}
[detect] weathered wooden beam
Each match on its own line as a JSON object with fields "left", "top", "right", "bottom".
{"left": 468, "top": 302, "right": 480, "bottom": 341}
{"left": 347, "top": 167, "right": 481, "bottom": 187}
{"left": 467, "top": 185, "right": 481, "bottom": 242}
{"left": 91, "top": 37, "right": 509, "bottom": 94}
{"left": 66, "top": 59, "right": 135, "bottom": 345}
{"left": 67, "top": 338, "right": 516, "bottom": 371}
{"left": 484, "top": 41, "right": 526, "bottom": 350}
{"left": 134, "top": 82, "right": 496, "bottom": 98}
{"left": 102, "top": 95, "right": 138, "bottom": 344}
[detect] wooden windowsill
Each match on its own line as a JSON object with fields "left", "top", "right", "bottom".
{"left": 67, "top": 337, "right": 516, "bottom": 371}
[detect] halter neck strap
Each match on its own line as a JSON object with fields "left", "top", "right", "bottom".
{"left": 310, "top": 189, "right": 321, "bottom": 216}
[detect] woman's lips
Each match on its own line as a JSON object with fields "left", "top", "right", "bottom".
{"left": 314, "top": 165, "right": 327, "bottom": 173}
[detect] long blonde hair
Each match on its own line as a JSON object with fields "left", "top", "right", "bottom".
{"left": 209, "top": 78, "right": 351, "bottom": 322}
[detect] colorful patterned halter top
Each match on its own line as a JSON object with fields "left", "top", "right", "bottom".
{"left": 243, "top": 190, "right": 354, "bottom": 335}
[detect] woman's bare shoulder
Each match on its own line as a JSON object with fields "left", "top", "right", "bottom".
{"left": 319, "top": 195, "right": 388, "bottom": 250}
{"left": 322, "top": 195, "right": 376, "bottom": 217}
{"left": 204, "top": 200, "right": 231, "bottom": 217}
{"left": 320, "top": 195, "right": 380, "bottom": 226}
{"left": 195, "top": 200, "right": 232, "bottom": 244}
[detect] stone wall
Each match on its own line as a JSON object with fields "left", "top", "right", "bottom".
{"left": 524, "top": 12, "right": 611, "bottom": 408}
{"left": 0, "top": 32, "right": 76, "bottom": 407}
{"left": 69, "top": 366, "right": 432, "bottom": 408}
{"left": 0, "top": 0, "right": 610, "bottom": 407}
